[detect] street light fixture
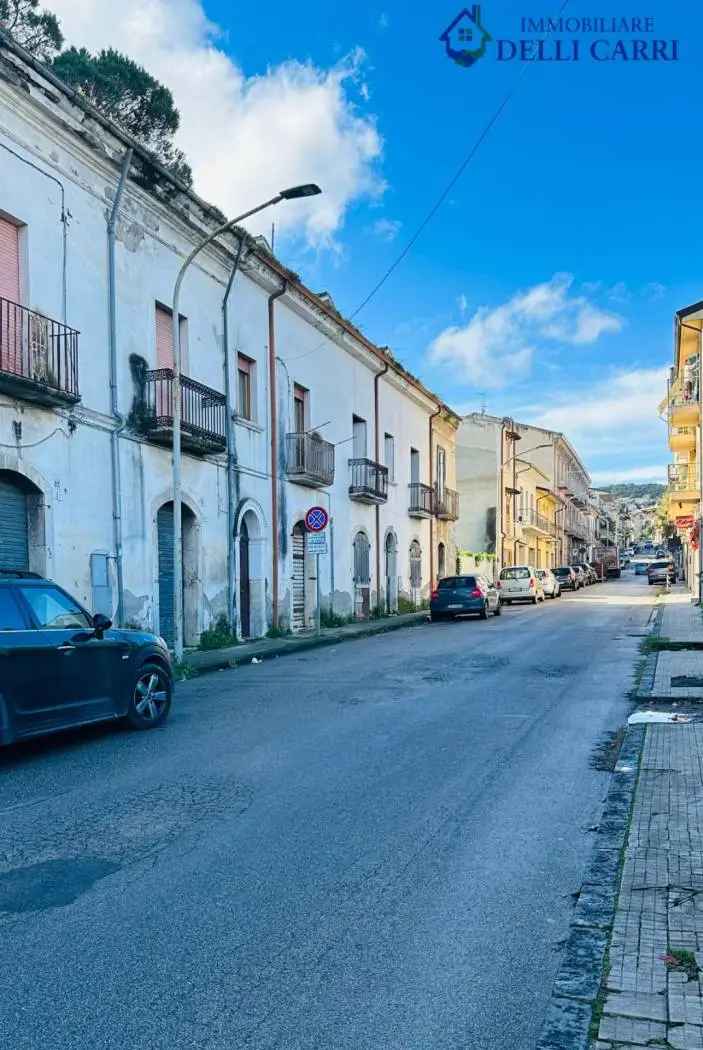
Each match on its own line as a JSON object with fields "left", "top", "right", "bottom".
{"left": 170, "top": 184, "right": 322, "bottom": 661}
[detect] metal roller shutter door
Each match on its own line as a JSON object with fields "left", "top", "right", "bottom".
{"left": 0, "top": 475, "right": 29, "bottom": 571}
{"left": 292, "top": 525, "right": 305, "bottom": 632}
{"left": 157, "top": 504, "right": 176, "bottom": 647}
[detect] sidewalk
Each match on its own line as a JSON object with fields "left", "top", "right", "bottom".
{"left": 183, "top": 610, "right": 428, "bottom": 674}
{"left": 595, "top": 589, "right": 703, "bottom": 1047}
{"left": 539, "top": 586, "right": 703, "bottom": 1049}
{"left": 595, "top": 722, "right": 703, "bottom": 1050}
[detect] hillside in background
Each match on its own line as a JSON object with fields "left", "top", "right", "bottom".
{"left": 597, "top": 482, "right": 665, "bottom": 500}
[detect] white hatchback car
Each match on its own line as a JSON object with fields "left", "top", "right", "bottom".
{"left": 498, "top": 565, "right": 545, "bottom": 605}
{"left": 535, "top": 568, "right": 561, "bottom": 599}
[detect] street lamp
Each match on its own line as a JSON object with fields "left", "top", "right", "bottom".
{"left": 170, "top": 184, "right": 322, "bottom": 661}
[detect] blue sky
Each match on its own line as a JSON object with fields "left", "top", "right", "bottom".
{"left": 55, "top": 0, "right": 703, "bottom": 484}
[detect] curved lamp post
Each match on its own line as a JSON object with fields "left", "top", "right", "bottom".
{"left": 170, "top": 184, "right": 321, "bottom": 661}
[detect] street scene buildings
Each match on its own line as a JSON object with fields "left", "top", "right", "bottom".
{"left": 1, "top": 10, "right": 696, "bottom": 1050}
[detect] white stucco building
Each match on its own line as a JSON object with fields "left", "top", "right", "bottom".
{"left": 0, "top": 33, "right": 459, "bottom": 644}
{"left": 456, "top": 413, "right": 595, "bottom": 572}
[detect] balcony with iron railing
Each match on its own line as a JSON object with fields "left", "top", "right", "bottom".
{"left": 670, "top": 426, "right": 697, "bottom": 453}
{"left": 408, "top": 482, "right": 434, "bottom": 518}
{"left": 668, "top": 463, "right": 699, "bottom": 501}
{"left": 0, "top": 296, "right": 80, "bottom": 405}
{"left": 522, "top": 508, "right": 554, "bottom": 536}
{"left": 669, "top": 389, "right": 700, "bottom": 427}
{"left": 434, "top": 485, "right": 459, "bottom": 521}
{"left": 348, "top": 458, "right": 388, "bottom": 504}
{"left": 286, "top": 432, "right": 335, "bottom": 488}
{"left": 139, "top": 369, "right": 226, "bottom": 454}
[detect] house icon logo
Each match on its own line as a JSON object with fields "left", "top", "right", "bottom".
{"left": 440, "top": 6, "right": 492, "bottom": 68}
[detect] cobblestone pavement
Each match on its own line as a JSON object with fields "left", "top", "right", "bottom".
{"left": 596, "top": 723, "right": 703, "bottom": 1048}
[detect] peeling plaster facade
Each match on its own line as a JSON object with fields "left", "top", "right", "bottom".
{"left": 0, "top": 36, "right": 459, "bottom": 642}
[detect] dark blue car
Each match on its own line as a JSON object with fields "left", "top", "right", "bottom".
{"left": 0, "top": 571, "right": 173, "bottom": 746}
{"left": 430, "top": 575, "right": 502, "bottom": 622}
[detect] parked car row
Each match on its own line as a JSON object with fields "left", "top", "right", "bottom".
{"left": 430, "top": 561, "right": 604, "bottom": 622}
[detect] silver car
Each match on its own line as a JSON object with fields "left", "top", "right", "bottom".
{"left": 536, "top": 568, "right": 561, "bottom": 599}
{"left": 498, "top": 565, "right": 545, "bottom": 605}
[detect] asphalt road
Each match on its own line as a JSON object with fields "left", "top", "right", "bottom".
{"left": 0, "top": 574, "right": 654, "bottom": 1049}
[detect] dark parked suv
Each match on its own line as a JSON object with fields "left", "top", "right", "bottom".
{"left": 0, "top": 571, "right": 173, "bottom": 746}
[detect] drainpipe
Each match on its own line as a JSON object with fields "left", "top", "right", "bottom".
{"left": 222, "top": 237, "right": 244, "bottom": 628}
{"left": 106, "top": 148, "right": 133, "bottom": 626}
{"left": 428, "top": 405, "right": 441, "bottom": 589}
{"left": 268, "top": 280, "right": 287, "bottom": 629}
{"left": 374, "top": 361, "right": 389, "bottom": 612}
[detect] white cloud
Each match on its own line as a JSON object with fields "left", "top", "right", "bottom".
{"left": 371, "top": 217, "right": 401, "bottom": 241}
{"left": 523, "top": 366, "right": 669, "bottom": 465}
{"left": 590, "top": 465, "right": 667, "bottom": 485}
{"left": 50, "top": 0, "right": 385, "bottom": 248}
{"left": 427, "top": 273, "right": 623, "bottom": 389}
{"left": 378, "top": 12, "right": 390, "bottom": 30}
{"left": 642, "top": 281, "right": 666, "bottom": 302}
{"left": 457, "top": 293, "right": 468, "bottom": 315}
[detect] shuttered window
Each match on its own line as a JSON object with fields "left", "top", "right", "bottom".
{"left": 0, "top": 217, "right": 20, "bottom": 303}
{"left": 155, "top": 304, "right": 174, "bottom": 369}
{"left": 0, "top": 473, "right": 29, "bottom": 571}
{"left": 0, "top": 218, "right": 21, "bottom": 375}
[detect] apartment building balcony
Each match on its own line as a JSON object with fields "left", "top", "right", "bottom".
{"left": 140, "top": 369, "right": 226, "bottom": 454}
{"left": 286, "top": 432, "right": 335, "bottom": 488}
{"left": 408, "top": 482, "right": 435, "bottom": 518}
{"left": 668, "top": 464, "right": 700, "bottom": 504}
{"left": 0, "top": 296, "right": 80, "bottom": 406}
{"left": 670, "top": 396, "right": 700, "bottom": 428}
{"left": 434, "top": 485, "right": 459, "bottom": 521}
{"left": 670, "top": 426, "right": 697, "bottom": 453}
{"left": 522, "top": 509, "right": 555, "bottom": 537}
{"left": 348, "top": 458, "right": 388, "bottom": 504}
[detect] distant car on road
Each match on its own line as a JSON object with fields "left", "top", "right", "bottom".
{"left": 647, "top": 560, "right": 676, "bottom": 586}
{"left": 633, "top": 558, "right": 653, "bottom": 575}
{"left": 0, "top": 571, "right": 173, "bottom": 746}
{"left": 535, "top": 568, "right": 561, "bottom": 599}
{"left": 571, "top": 566, "right": 588, "bottom": 589}
{"left": 554, "top": 566, "right": 578, "bottom": 591}
{"left": 577, "top": 563, "right": 597, "bottom": 585}
{"left": 498, "top": 565, "right": 545, "bottom": 605}
{"left": 430, "top": 575, "right": 502, "bottom": 621}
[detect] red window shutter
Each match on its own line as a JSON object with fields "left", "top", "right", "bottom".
{"left": 0, "top": 217, "right": 20, "bottom": 303}
{"left": 155, "top": 304, "right": 174, "bottom": 369}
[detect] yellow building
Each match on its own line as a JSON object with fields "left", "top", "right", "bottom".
{"left": 665, "top": 302, "right": 702, "bottom": 590}
{"left": 513, "top": 460, "right": 558, "bottom": 568}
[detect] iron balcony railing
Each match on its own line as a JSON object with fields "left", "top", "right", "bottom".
{"left": 348, "top": 457, "right": 388, "bottom": 503}
{"left": 286, "top": 432, "right": 335, "bottom": 487}
{"left": 143, "top": 369, "right": 226, "bottom": 452}
{"left": 408, "top": 481, "right": 435, "bottom": 517}
{"left": 669, "top": 469, "right": 698, "bottom": 493}
{"left": 523, "top": 508, "right": 554, "bottom": 534}
{"left": 0, "top": 296, "right": 79, "bottom": 402}
{"left": 434, "top": 485, "right": 459, "bottom": 520}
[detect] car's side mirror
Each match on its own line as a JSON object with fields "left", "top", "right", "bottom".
{"left": 92, "top": 612, "right": 112, "bottom": 638}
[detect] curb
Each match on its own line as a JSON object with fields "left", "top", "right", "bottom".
{"left": 536, "top": 723, "right": 646, "bottom": 1050}
{"left": 184, "top": 612, "right": 428, "bottom": 675}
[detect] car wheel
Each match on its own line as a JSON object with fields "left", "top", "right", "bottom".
{"left": 494, "top": 601, "right": 502, "bottom": 616}
{"left": 126, "top": 663, "right": 172, "bottom": 730}
{"left": 479, "top": 602, "right": 489, "bottom": 620}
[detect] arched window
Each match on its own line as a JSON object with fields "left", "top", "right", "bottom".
{"left": 409, "top": 540, "right": 422, "bottom": 590}
{"left": 353, "top": 531, "right": 371, "bottom": 584}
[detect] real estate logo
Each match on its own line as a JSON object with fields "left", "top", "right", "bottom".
{"left": 439, "top": 8, "right": 679, "bottom": 68}
{"left": 440, "top": 6, "right": 493, "bottom": 68}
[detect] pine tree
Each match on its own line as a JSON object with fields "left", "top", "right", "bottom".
{"left": 52, "top": 47, "right": 192, "bottom": 186}
{"left": 0, "top": 0, "right": 63, "bottom": 61}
